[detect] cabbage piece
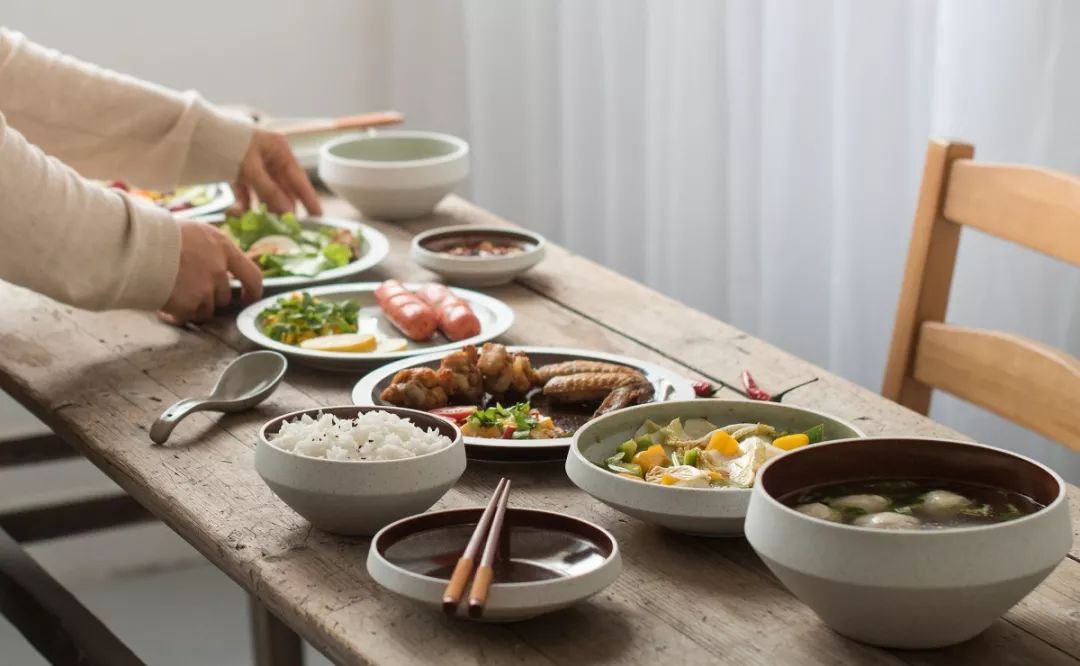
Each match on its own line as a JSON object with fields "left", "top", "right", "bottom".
{"left": 682, "top": 418, "right": 719, "bottom": 439}
{"left": 727, "top": 441, "right": 769, "bottom": 487}
{"left": 730, "top": 423, "right": 776, "bottom": 442}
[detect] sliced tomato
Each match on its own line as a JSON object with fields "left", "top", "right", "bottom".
{"left": 501, "top": 424, "right": 516, "bottom": 439}
{"left": 429, "top": 405, "right": 478, "bottom": 424}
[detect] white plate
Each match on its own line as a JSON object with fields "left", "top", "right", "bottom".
{"left": 215, "top": 216, "right": 390, "bottom": 292}
{"left": 172, "top": 182, "right": 235, "bottom": 219}
{"left": 237, "top": 283, "right": 514, "bottom": 371}
{"left": 352, "top": 346, "right": 696, "bottom": 461}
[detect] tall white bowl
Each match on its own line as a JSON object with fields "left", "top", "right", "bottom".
{"left": 565, "top": 399, "right": 864, "bottom": 536}
{"left": 745, "top": 437, "right": 1073, "bottom": 649}
{"left": 319, "top": 131, "right": 469, "bottom": 220}
{"left": 256, "top": 405, "right": 466, "bottom": 536}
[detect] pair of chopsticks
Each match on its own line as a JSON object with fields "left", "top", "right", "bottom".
{"left": 442, "top": 478, "right": 511, "bottom": 618}
{"left": 277, "top": 110, "right": 404, "bottom": 137}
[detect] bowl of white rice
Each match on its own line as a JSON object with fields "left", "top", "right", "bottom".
{"left": 256, "top": 405, "right": 465, "bottom": 535}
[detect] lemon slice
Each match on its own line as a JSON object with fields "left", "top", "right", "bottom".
{"left": 375, "top": 337, "right": 409, "bottom": 353}
{"left": 300, "top": 333, "right": 377, "bottom": 353}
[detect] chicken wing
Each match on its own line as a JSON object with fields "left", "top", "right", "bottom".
{"left": 543, "top": 372, "right": 649, "bottom": 403}
{"left": 536, "top": 360, "right": 642, "bottom": 384}
{"left": 440, "top": 345, "right": 484, "bottom": 402}
{"left": 594, "top": 380, "right": 656, "bottom": 416}
{"left": 379, "top": 367, "right": 452, "bottom": 411}
{"left": 477, "top": 343, "right": 540, "bottom": 395}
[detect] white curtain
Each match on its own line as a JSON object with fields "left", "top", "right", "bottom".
{"left": 376, "top": 0, "right": 1080, "bottom": 481}
{"left": 6, "top": 0, "right": 1078, "bottom": 480}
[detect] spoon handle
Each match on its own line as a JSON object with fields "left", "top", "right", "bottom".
{"left": 150, "top": 397, "right": 211, "bottom": 445}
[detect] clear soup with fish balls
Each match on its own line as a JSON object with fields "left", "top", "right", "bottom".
{"left": 780, "top": 479, "right": 1045, "bottom": 530}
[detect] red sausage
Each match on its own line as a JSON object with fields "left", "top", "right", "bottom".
{"left": 374, "top": 280, "right": 439, "bottom": 341}
{"left": 415, "top": 283, "right": 482, "bottom": 341}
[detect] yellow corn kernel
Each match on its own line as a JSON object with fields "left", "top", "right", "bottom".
{"left": 773, "top": 433, "right": 810, "bottom": 451}
{"left": 632, "top": 444, "right": 670, "bottom": 473}
{"left": 706, "top": 431, "right": 740, "bottom": 456}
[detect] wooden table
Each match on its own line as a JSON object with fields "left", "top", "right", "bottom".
{"left": 0, "top": 195, "right": 1077, "bottom": 665}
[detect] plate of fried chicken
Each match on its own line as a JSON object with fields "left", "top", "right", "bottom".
{"left": 352, "top": 344, "right": 695, "bottom": 461}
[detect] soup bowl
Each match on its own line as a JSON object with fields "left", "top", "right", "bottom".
{"left": 256, "top": 405, "right": 466, "bottom": 536}
{"left": 319, "top": 131, "right": 469, "bottom": 220}
{"left": 744, "top": 437, "right": 1073, "bottom": 649}
{"left": 565, "top": 399, "right": 864, "bottom": 536}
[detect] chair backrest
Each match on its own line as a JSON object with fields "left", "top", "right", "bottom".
{"left": 882, "top": 138, "right": 1080, "bottom": 452}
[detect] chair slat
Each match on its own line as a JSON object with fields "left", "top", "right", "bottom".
{"left": 944, "top": 160, "right": 1080, "bottom": 266}
{"left": 912, "top": 322, "right": 1080, "bottom": 452}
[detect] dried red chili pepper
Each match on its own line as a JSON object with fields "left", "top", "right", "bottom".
{"left": 741, "top": 370, "right": 772, "bottom": 401}
{"left": 692, "top": 381, "right": 717, "bottom": 397}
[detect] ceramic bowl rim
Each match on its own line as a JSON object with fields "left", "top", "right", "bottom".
{"left": 411, "top": 224, "right": 546, "bottom": 264}
{"left": 569, "top": 398, "right": 867, "bottom": 495}
{"left": 258, "top": 404, "right": 463, "bottom": 466}
{"left": 320, "top": 130, "right": 469, "bottom": 170}
{"left": 755, "top": 436, "right": 1068, "bottom": 535}
{"left": 369, "top": 506, "right": 620, "bottom": 590}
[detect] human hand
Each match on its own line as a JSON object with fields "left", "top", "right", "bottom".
{"left": 159, "top": 221, "right": 263, "bottom": 325}
{"left": 234, "top": 129, "right": 322, "bottom": 216}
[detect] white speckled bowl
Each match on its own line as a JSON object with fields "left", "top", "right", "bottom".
{"left": 565, "top": 399, "right": 864, "bottom": 536}
{"left": 410, "top": 225, "right": 546, "bottom": 287}
{"left": 319, "top": 131, "right": 469, "bottom": 221}
{"left": 256, "top": 405, "right": 465, "bottom": 536}
{"left": 745, "top": 438, "right": 1073, "bottom": 648}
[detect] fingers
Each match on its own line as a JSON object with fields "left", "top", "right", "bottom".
{"left": 283, "top": 154, "right": 322, "bottom": 215}
{"left": 232, "top": 181, "right": 251, "bottom": 211}
{"left": 244, "top": 154, "right": 294, "bottom": 213}
{"left": 224, "top": 239, "right": 264, "bottom": 304}
{"left": 213, "top": 270, "right": 232, "bottom": 310}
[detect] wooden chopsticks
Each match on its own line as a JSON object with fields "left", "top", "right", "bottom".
{"left": 277, "top": 110, "right": 404, "bottom": 137}
{"left": 442, "top": 478, "right": 510, "bottom": 618}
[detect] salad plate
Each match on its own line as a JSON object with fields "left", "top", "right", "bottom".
{"left": 214, "top": 211, "right": 390, "bottom": 291}
{"left": 102, "top": 181, "right": 235, "bottom": 219}
{"left": 236, "top": 283, "right": 514, "bottom": 372}
{"left": 352, "top": 346, "right": 696, "bottom": 462}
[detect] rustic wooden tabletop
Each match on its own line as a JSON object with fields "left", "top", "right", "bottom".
{"left": 0, "top": 195, "right": 1076, "bottom": 665}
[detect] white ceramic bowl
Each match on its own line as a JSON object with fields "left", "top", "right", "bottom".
{"left": 367, "top": 507, "right": 621, "bottom": 621}
{"left": 319, "top": 131, "right": 469, "bottom": 221}
{"left": 255, "top": 405, "right": 466, "bottom": 536}
{"left": 565, "top": 399, "right": 864, "bottom": 536}
{"left": 745, "top": 437, "right": 1074, "bottom": 649}
{"left": 410, "top": 225, "right": 546, "bottom": 287}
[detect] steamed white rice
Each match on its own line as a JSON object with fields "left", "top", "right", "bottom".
{"left": 269, "top": 411, "right": 452, "bottom": 461}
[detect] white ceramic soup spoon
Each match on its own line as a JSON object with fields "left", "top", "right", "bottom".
{"left": 150, "top": 351, "right": 287, "bottom": 445}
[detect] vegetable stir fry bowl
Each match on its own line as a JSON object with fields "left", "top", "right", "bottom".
{"left": 565, "top": 400, "right": 864, "bottom": 536}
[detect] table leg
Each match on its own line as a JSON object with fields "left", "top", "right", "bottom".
{"left": 248, "top": 596, "right": 303, "bottom": 666}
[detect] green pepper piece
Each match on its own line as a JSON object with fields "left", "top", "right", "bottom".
{"left": 804, "top": 424, "right": 826, "bottom": 444}
{"left": 618, "top": 440, "right": 638, "bottom": 461}
{"left": 605, "top": 452, "right": 627, "bottom": 467}
{"left": 635, "top": 435, "right": 654, "bottom": 449}
{"left": 607, "top": 462, "right": 643, "bottom": 477}
{"left": 683, "top": 448, "right": 700, "bottom": 468}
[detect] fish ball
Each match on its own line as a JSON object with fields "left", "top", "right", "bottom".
{"left": 795, "top": 502, "right": 842, "bottom": 522}
{"left": 826, "top": 494, "right": 890, "bottom": 513}
{"left": 853, "top": 512, "right": 923, "bottom": 530}
{"left": 916, "top": 490, "right": 972, "bottom": 518}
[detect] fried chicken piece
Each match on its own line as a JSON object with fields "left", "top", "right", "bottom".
{"left": 543, "top": 372, "right": 650, "bottom": 403}
{"left": 477, "top": 343, "right": 540, "bottom": 395}
{"left": 439, "top": 345, "right": 484, "bottom": 402}
{"left": 594, "top": 380, "right": 656, "bottom": 417}
{"left": 536, "top": 360, "right": 642, "bottom": 384}
{"left": 378, "top": 367, "right": 452, "bottom": 411}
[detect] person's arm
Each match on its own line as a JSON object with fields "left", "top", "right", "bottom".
{"left": 0, "top": 111, "right": 179, "bottom": 310}
{"left": 0, "top": 112, "right": 263, "bottom": 315}
{"left": 0, "top": 28, "right": 251, "bottom": 189}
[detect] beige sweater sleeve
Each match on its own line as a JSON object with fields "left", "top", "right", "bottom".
{"left": 0, "top": 28, "right": 254, "bottom": 188}
{"left": 0, "top": 28, "right": 254, "bottom": 311}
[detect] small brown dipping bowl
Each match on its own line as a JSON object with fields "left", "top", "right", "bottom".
{"left": 366, "top": 507, "right": 621, "bottom": 621}
{"left": 410, "top": 224, "right": 546, "bottom": 287}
